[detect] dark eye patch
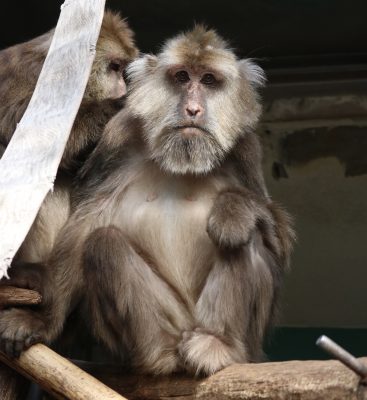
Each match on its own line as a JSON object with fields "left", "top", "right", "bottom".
{"left": 109, "top": 61, "right": 121, "bottom": 72}
{"left": 200, "top": 73, "right": 217, "bottom": 86}
{"left": 174, "top": 70, "right": 190, "bottom": 83}
{"left": 109, "top": 58, "right": 128, "bottom": 74}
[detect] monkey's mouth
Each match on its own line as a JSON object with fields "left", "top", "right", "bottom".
{"left": 174, "top": 125, "right": 209, "bottom": 139}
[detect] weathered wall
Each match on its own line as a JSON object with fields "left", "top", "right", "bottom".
{"left": 260, "top": 94, "right": 367, "bottom": 328}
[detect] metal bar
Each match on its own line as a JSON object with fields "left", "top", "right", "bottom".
{"left": 316, "top": 335, "right": 367, "bottom": 380}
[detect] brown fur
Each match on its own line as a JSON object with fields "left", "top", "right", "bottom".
{"left": 0, "top": 11, "right": 138, "bottom": 266}
{"left": 0, "top": 27, "right": 293, "bottom": 376}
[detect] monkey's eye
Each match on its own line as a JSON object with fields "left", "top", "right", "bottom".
{"left": 201, "top": 73, "right": 217, "bottom": 86}
{"left": 174, "top": 70, "right": 190, "bottom": 83}
{"left": 109, "top": 61, "right": 122, "bottom": 72}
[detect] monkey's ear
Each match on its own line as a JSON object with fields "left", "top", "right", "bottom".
{"left": 126, "top": 54, "right": 158, "bottom": 79}
{"left": 239, "top": 59, "right": 266, "bottom": 88}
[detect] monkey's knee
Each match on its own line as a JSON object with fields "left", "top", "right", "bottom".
{"left": 86, "top": 225, "right": 125, "bottom": 244}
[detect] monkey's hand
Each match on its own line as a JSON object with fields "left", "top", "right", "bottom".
{"left": 0, "top": 262, "right": 46, "bottom": 294}
{"left": 0, "top": 308, "right": 47, "bottom": 357}
{"left": 207, "top": 189, "right": 264, "bottom": 249}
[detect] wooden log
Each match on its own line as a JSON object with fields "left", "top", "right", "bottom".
{"left": 0, "top": 0, "right": 106, "bottom": 279}
{"left": 0, "top": 344, "right": 127, "bottom": 400}
{"left": 77, "top": 358, "right": 367, "bottom": 400}
{"left": 0, "top": 285, "right": 42, "bottom": 307}
{"left": 0, "top": 362, "right": 30, "bottom": 400}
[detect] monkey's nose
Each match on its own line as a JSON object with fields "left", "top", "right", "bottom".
{"left": 185, "top": 105, "right": 203, "bottom": 118}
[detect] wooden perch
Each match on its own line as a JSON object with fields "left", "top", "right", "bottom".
{"left": 0, "top": 0, "right": 106, "bottom": 278}
{"left": 1, "top": 341, "right": 366, "bottom": 399}
{"left": 78, "top": 358, "right": 367, "bottom": 400}
{"left": 0, "top": 285, "right": 42, "bottom": 307}
{"left": 0, "top": 344, "right": 127, "bottom": 400}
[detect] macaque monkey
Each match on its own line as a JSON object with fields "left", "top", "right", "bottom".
{"left": 0, "top": 11, "right": 138, "bottom": 265}
{"left": 0, "top": 26, "right": 293, "bottom": 376}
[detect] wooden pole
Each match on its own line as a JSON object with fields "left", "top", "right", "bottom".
{"left": 0, "top": 0, "right": 106, "bottom": 279}
{"left": 0, "top": 344, "right": 127, "bottom": 400}
{"left": 0, "top": 286, "right": 41, "bottom": 307}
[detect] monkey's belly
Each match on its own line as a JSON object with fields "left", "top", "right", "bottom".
{"left": 117, "top": 183, "right": 217, "bottom": 300}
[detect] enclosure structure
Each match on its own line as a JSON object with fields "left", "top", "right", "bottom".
{"left": 0, "top": 0, "right": 366, "bottom": 399}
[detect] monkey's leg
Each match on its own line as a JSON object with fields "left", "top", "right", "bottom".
{"left": 83, "top": 226, "right": 190, "bottom": 375}
{"left": 178, "top": 249, "right": 252, "bottom": 376}
{"left": 179, "top": 240, "right": 275, "bottom": 375}
{"left": 179, "top": 189, "right": 279, "bottom": 375}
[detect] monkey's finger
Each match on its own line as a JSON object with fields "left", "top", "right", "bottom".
{"left": 13, "top": 339, "right": 26, "bottom": 358}
{"left": 24, "top": 333, "right": 43, "bottom": 349}
{"left": 0, "top": 337, "right": 6, "bottom": 354}
{"left": 4, "top": 337, "right": 17, "bottom": 358}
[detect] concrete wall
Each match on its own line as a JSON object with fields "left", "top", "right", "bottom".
{"left": 260, "top": 94, "right": 367, "bottom": 328}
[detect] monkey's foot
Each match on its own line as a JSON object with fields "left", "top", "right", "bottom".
{"left": 138, "top": 348, "right": 180, "bottom": 375}
{"left": 0, "top": 308, "right": 46, "bottom": 357}
{"left": 178, "top": 328, "right": 246, "bottom": 376}
{"left": 207, "top": 191, "right": 257, "bottom": 249}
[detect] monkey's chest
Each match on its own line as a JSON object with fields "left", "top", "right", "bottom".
{"left": 116, "top": 180, "right": 218, "bottom": 296}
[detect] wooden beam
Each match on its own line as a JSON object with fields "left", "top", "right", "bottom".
{"left": 0, "top": 0, "right": 106, "bottom": 279}
{"left": 78, "top": 358, "right": 367, "bottom": 400}
{"left": 1, "top": 340, "right": 366, "bottom": 399}
{"left": 0, "top": 344, "right": 127, "bottom": 400}
{"left": 0, "top": 285, "right": 42, "bottom": 307}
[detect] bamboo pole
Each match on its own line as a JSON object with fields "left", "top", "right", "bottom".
{"left": 0, "top": 344, "right": 127, "bottom": 400}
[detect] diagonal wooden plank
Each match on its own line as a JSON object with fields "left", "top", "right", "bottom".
{"left": 0, "top": 0, "right": 106, "bottom": 278}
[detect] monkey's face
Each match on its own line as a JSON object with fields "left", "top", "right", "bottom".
{"left": 127, "top": 27, "right": 264, "bottom": 175}
{"left": 83, "top": 12, "right": 138, "bottom": 102}
{"left": 145, "top": 64, "right": 229, "bottom": 175}
{"left": 85, "top": 55, "right": 129, "bottom": 101}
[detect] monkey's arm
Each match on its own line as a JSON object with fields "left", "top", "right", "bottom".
{"left": 227, "top": 133, "right": 294, "bottom": 266}
{"left": 0, "top": 98, "right": 34, "bottom": 145}
{"left": 60, "top": 98, "right": 124, "bottom": 172}
{"left": 72, "top": 111, "right": 141, "bottom": 206}
{"left": 0, "top": 226, "right": 85, "bottom": 357}
{"left": 230, "top": 133, "right": 269, "bottom": 198}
